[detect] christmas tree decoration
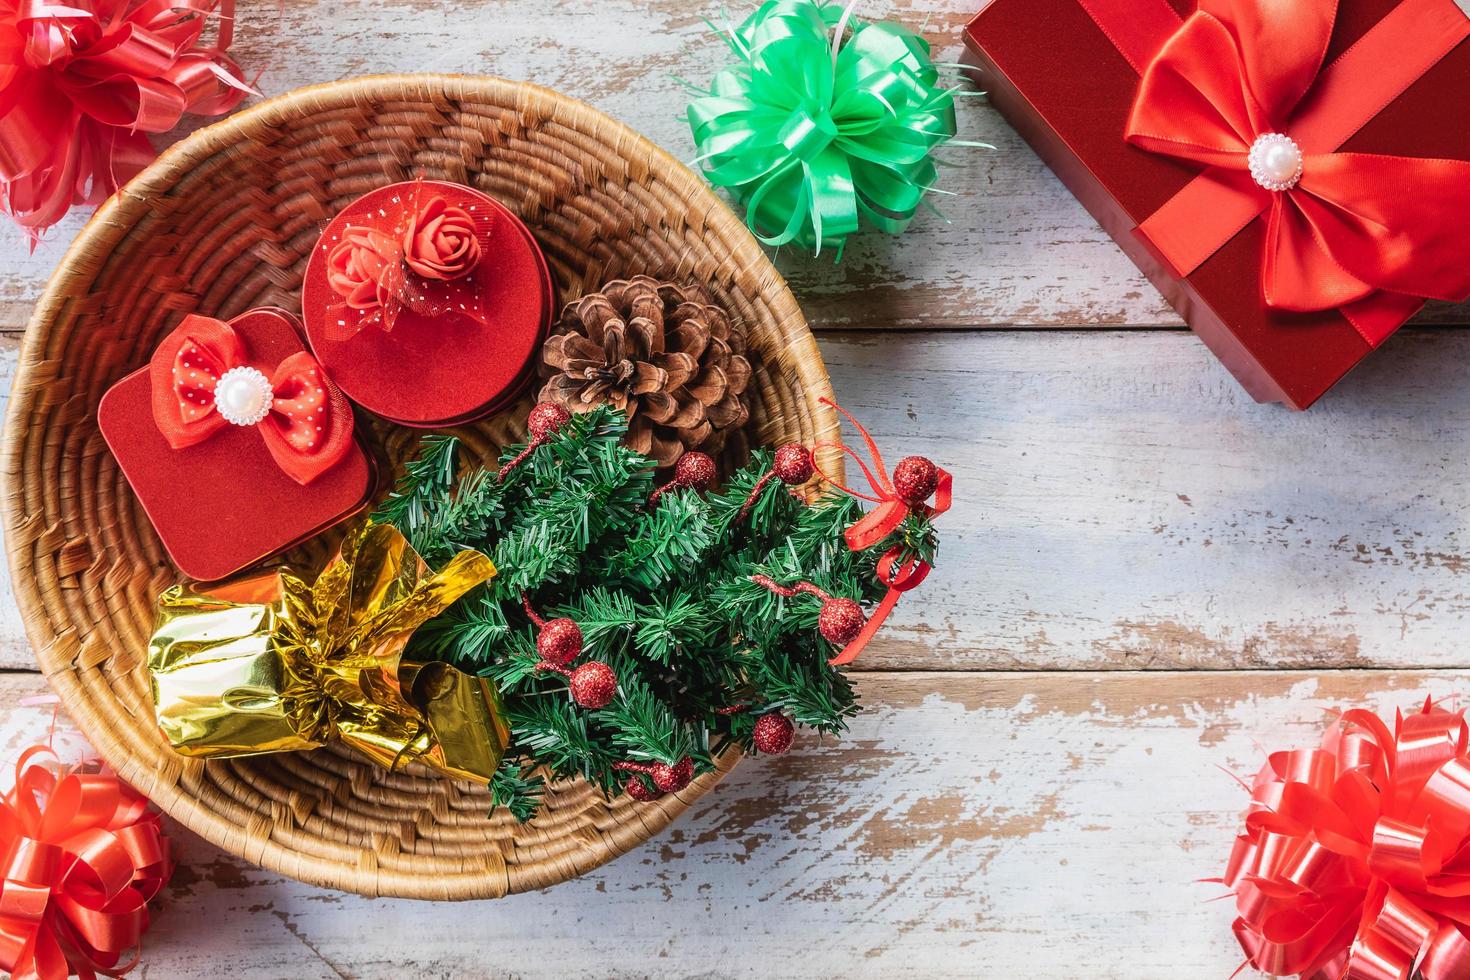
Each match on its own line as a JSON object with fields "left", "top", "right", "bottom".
{"left": 1216, "top": 699, "right": 1470, "bottom": 979}
{"left": 685, "top": 0, "right": 963, "bottom": 258}
{"left": 147, "top": 522, "right": 510, "bottom": 783}
{"left": 97, "top": 308, "right": 373, "bottom": 581}
{"left": 814, "top": 397, "right": 950, "bottom": 665}
{"left": 538, "top": 277, "right": 752, "bottom": 467}
{"left": 0, "top": 0, "right": 252, "bottom": 239}
{"left": 302, "top": 180, "right": 553, "bottom": 427}
{"left": 648, "top": 450, "right": 717, "bottom": 506}
{"left": 498, "top": 401, "right": 571, "bottom": 480}
{"left": 373, "top": 403, "right": 947, "bottom": 820}
{"left": 752, "top": 710, "right": 795, "bottom": 755}
{"left": 0, "top": 747, "right": 173, "bottom": 980}
{"left": 739, "top": 444, "right": 815, "bottom": 520}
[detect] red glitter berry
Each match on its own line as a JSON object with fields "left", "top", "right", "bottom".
{"left": 819, "top": 597, "right": 866, "bottom": 647}
{"left": 752, "top": 711, "right": 795, "bottom": 755}
{"left": 527, "top": 401, "right": 571, "bottom": 441}
{"left": 569, "top": 661, "right": 617, "bottom": 709}
{"left": 624, "top": 776, "right": 663, "bottom": 802}
{"left": 536, "top": 618, "right": 583, "bottom": 666}
{"left": 651, "top": 757, "right": 695, "bottom": 793}
{"left": 772, "top": 444, "right": 815, "bottom": 485}
{"left": 893, "top": 455, "right": 939, "bottom": 506}
{"left": 674, "top": 451, "right": 716, "bottom": 490}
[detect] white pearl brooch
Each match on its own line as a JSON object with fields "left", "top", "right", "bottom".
{"left": 213, "top": 366, "right": 274, "bottom": 426}
{"left": 1248, "top": 133, "right": 1303, "bottom": 192}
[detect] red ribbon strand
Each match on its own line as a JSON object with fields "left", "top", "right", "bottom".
{"left": 0, "top": 0, "right": 252, "bottom": 239}
{"left": 1219, "top": 699, "right": 1470, "bottom": 979}
{"left": 813, "top": 397, "right": 950, "bottom": 667}
{"left": 0, "top": 746, "right": 172, "bottom": 980}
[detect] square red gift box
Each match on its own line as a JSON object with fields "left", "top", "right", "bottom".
{"left": 99, "top": 308, "right": 375, "bottom": 581}
{"left": 965, "top": 0, "right": 1470, "bottom": 409}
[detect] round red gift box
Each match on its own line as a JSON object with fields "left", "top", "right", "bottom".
{"left": 301, "top": 180, "right": 553, "bottom": 427}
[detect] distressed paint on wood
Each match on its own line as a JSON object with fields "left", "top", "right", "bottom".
{"left": 0, "top": 669, "right": 1460, "bottom": 979}
{"left": 1, "top": 0, "right": 1464, "bottom": 333}
{"left": 2, "top": 330, "right": 1469, "bottom": 672}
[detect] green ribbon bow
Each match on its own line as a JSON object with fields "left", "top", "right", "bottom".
{"left": 686, "top": 0, "right": 958, "bottom": 258}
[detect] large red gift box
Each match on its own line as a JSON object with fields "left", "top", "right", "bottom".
{"left": 965, "top": 0, "right": 1470, "bottom": 409}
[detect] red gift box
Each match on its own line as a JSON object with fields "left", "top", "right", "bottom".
{"left": 301, "top": 180, "right": 553, "bottom": 427}
{"left": 965, "top": 0, "right": 1470, "bottom": 408}
{"left": 99, "top": 308, "right": 375, "bottom": 581}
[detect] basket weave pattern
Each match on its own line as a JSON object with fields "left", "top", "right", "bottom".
{"left": 1, "top": 75, "right": 840, "bottom": 899}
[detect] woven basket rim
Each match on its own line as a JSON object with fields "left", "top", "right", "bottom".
{"left": 1, "top": 73, "right": 840, "bottom": 899}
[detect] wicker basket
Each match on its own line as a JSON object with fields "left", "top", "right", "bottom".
{"left": 1, "top": 75, "right": 841, "bottom": 899}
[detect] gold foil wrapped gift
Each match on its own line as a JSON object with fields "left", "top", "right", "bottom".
{"left": 147, "top": 522, "right": 509, "bottom": 783}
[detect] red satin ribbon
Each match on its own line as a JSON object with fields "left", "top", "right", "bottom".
{"left": 1217, "top": 699, "right": 1470, "bottom": 979}
{"left": 0, "top": 0, "right": 251, "bottom": 238}
{"left": 0, "top": 746, "right": 172, "bottom": 980}
{"left": 1078, "top": 0, "right": 1470, "bottom": 346}
{"left": 813, "top": 397, "right": 950, "bottom": 667}
{"left": 149, "top": 313, "right": 355, "bottom": 485}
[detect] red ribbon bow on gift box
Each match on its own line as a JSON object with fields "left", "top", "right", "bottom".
{"left": 1218, "top": 699, "right": 1470, "bottom": 980}
{"left": 0, "top": 0, "right": 251, "bottom": 238}
{"left": 1080, "top": 0, "right": 1470, "bottom": 345}
{"left": 0, "top": 746, "right": 172, "bottom": 980}
{"left": 150, "top": 313, "right": 355, "bottom": 485}
{"left": 813, "top": 397, "right": 950, "bottom": 667}
{"left": 321, "top": 182, "right": 494, "bottom": 339}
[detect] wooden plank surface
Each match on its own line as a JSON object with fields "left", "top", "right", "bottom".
{"left": 0, "top": 669, "right": 1460, "bottom": 979}
{"left": 3, "top": 0, "right": 1465, "bottom": 334}
{"left": 1, "top": 329, "right": 1468, "bottom": 673}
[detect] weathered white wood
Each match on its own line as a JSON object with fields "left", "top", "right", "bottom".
{"left": 4, "top": 329, "right": 1470, "bottom": 672}
{"left": 1, "top": 0, "right": 1464, "bottom": 332}
{"left": 0, "top": 668, "right": 1458, "bottom": 979}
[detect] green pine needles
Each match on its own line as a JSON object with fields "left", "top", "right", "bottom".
{"left": 372, "top": 406, "right": 938, "bottom": 821}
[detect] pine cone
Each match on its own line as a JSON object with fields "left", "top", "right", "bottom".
{"left": 538, "top": 277, "right": 754, "bottom": 467}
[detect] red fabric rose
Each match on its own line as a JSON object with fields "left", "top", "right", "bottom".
{"left": 403, "top": 197, "right": 482, "bottom": 280}
{"left": 326, "top": 227, "right": 399, "bottom": 310}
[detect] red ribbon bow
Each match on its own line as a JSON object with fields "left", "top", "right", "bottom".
{"left": 149, "top": 313, "right": 355, "bottom": 485}
{"left": 1084, "top": 0, "right": 1470, "bottom": 345}
{"left": 0, "top": 746, "right": 172, "bottom": 980}
{"left": 0, "top": 0, "right": 252, "bottom": 239}
{"left": 1220, "top": 699, "right": 1470, "bottom": 980}
{"left": 813, "top": 397, "right": 950, "bottom": 667}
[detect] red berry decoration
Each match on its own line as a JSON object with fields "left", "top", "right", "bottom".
{"left": 568, "top": 661, "right": 617, "bottom": 709}
{"left": 752, "top": 711, "right": 795, "bottom": 755}
{"left": 523, "top": 593, "right": 583, "bottom": 666}
{"left": 750, "top": 575, "right": 867, "bottom": 650}
{"left": 818, "top": 597, "right": 866, "bottom": 646}
{"left": 893, "top": 455, "right": 939, "bottom": 506}
{"left": 615, "top": 757, "right": 695, "bottom": 795}
{"left": 739, "top": 443, "right": 816, "bottom": 521}
{"left": 624, "top": 776, "right": 663, "bottom": 802}
{"left": 499, "top": 402, "right": 572, "bottom": 481}
{"left": 649, "top": 450, "right": 717, "bottom": 505}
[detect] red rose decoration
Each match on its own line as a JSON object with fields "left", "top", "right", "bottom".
{"left": 326, "top": 227, "right": 399, "bottom": 311}
{"left": 403, "top": 196, "right": 483, "bottom": 280}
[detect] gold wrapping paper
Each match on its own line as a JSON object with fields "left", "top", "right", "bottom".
{"left": 147, "top": 521, "right": 508, "bottom": 783}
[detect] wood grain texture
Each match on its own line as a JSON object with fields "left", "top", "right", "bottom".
{"left": 2, "top": 0, "right": 1465, "bottom": 333}
{"left": 0, "top": 668, "right": 1459, "bottom": 979}
{"left": 0, "top": 329, "right": 1466, "bottom": 673}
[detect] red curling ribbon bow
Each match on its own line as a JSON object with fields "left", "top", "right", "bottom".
{"left": 1079, "top": 0, "right": 1470, "bottom": 345}
{"left": 1216, "top": 699, "right": 1470, "bottom": 979}
{"left": 149, "top": 313, "right": 355, "bottom": 485}
{"left": 0, "top": 746, "right": 172, "bottom": 980}
{"left": 321, "top": 181, "right": 494, "bottom": 339}
{"left": 0, "top": 0, "right": 253, "bottom": 240}
{"left": 812, "top": 397, "right": 950, "bottom": 667}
